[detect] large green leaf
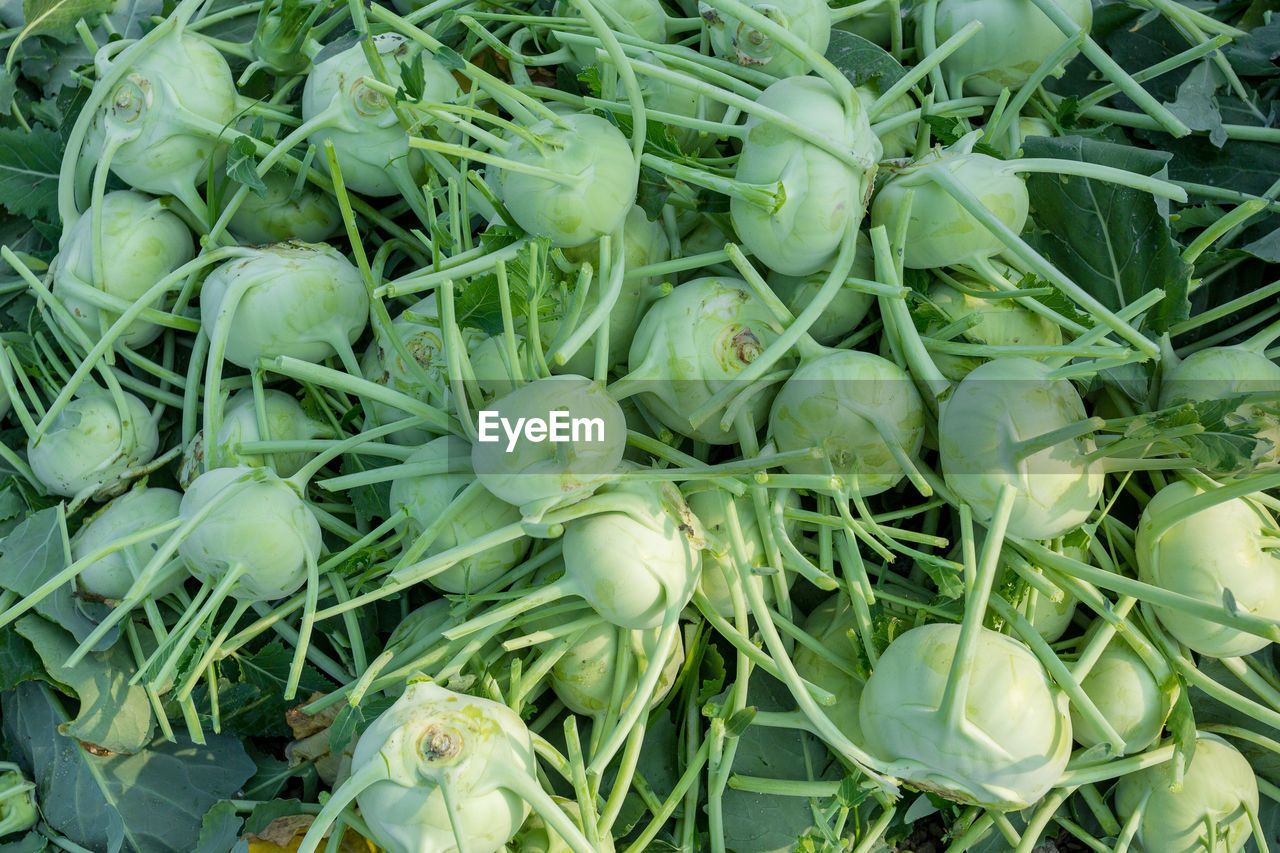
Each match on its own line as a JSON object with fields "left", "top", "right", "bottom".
{"left": 2, "top": 682, "right": 256, "bottom": 853}
{"left": 0, "top": 126, "right": 61, "bottom": 221}
{"left": 1022, "top": 134, "right": 1192, "bottom": 335}
{"left": 14, "top": 615, "right": 154, "bottom": 754}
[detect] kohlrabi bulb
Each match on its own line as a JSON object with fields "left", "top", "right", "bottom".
{"left": 471, "top": 375, "right": 627, "bottom": 510}
{"left": 1136, "top": 480, "right": 1280, "bottom": 658}
{"left": 28, "top": 388, "right": 159, "bottom": 498}
{"left": 855, "top": 85, "right": 917, "bottom": 160}
{"left": 549, "top": 620, "right": 685, "bottom": 717}
{"left": 0, "top": 763, "right": 37, "bottom": 838}
{"left": 207, "top": 388, "right": 328, "bottom": 477}
{"left": 73, "top": 486, "right": 186, "bottom": 600}
{"left": 227, "top": 167, "right": 343, "bottom": 245}
{"left": 766, "top": 231, "right": 876, "bottom": 345}
{"left": 86, "top": 31, "right": 237, "bottom": 207}
{"left": 870, "top": 139, "right": 1029, "bottom": 269}
{"left": 51, "top": 190, "right": 193, "bottom": 349}
{"left": 701, "top": 0, "right": 832, "bottom": 77}
{"left": 859, "top": 623, "right": 1073, "bottom": 810}
{"left": 769, "top": 350, "right": 926, "bottom": 497}
{"left": 359, "top": 297, "right": 473, "bottom": 446}
{"left": 179, "top": 466, "right": 322, "bottom": 602}
{"left": 1159, "top": 345, "right": 1280, "bottom": 474}
{"left": 302, "top": 34, "right": 460, "bottom": 197}
{"left": 625, "top": 276, "right": 792, "bottom": 445}
{"left": 793, "top": 594, "right": 866, "bottom": 741}
{"left": 556, "top": 0, "right": 669, "bottom": 67}
{"left": 561, "top": 480, "right": 702, "bottom": 629}
{"left": 1020, "top": 576, "right": 1077, "bottom": 643}
{"left": 547, "top": 205, "right": 670, "bottom": 375}
{"left": 687, "top": 488, "right": 799, "bottom": 616}
{"left": 939, "top": 357, "right": 1103, "bottom": 541}
{"left": 732, "top": 76, "right": 880, "bottom": 276}
{"left": 1115, "top": 733, "right": 1258, "bottom": 853}
{"left": 925, "top": 272, "right": 1063, "bottom": 381}
{"left": 200, "top": 241, "right": 369, "bottom": 368}
{"left": 514, "top": 797, "right": 614, "bottom": 853}
{"left": 1070, "top": 635, "right": 1169, "bottom": 753}
{"left": 633, "top": 51, "right": 728, "bottom": 151}
{"left": 389, "top": 436, "right": 528, "bottom": 594}
{"left": 935, "top": 0, "right": 1092, "bottom": 96}
{"left": 494, "top": 111, "right": 637, "bottom": 248}
{"left": 833, "top": 0, "right": 893, "bottom": 46}
{"left": 348, "top": 681, "right": 539, "bottom": 853}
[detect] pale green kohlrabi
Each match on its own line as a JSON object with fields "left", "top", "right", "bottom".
{"left": 1115, "top": 733, "right": 1259, "bottom": 853}
{"left": 548, "top": 619, "right": 685, "bottom": 718}
{"left": 560, "top": 479, "right": 703, "bottom": 630}
{"left": 302, "top": 33, "right": 461, "bottom": 197}
{"left": 618, "top": 276, "right": 792, "bottom": 445}
{"left": 687, "top": 487, "right": 799, "bottom": 616}
{"left": 924, "top": 269, "right": 1063, "bottom": 381}
{"left": 854, "top": 85, "right": 917, "bottom": 160}
{"left": 870, "top": 136, "right": 1029, "bottom": 270}
{"left": 766, "top": 230, "right": 875, "bottom": 346}
{"left": 933, "top": 0, "right": 1092, "bottom": 96}
{"left": 768, "top": 350, "right": 926, "bottom": 497}
{"left": 513, "top": 797, "right": 614, "bottom": 853}
{"left": 50, "top": 190, "right": 193, "bottom": 349}
{"left": 295, "top": 680, "right": 595, "bottom": 853}
{"left": 389, "top": 435, "right": 529, "bottom": 594}
{"left": 200, "top": 241, "right": 369, "bottom": 369}
{"left": 359, "top": 296, "right": 481, "bottom": 446}
{"left": 493, "top": 111, "right": 637, "bottom": 248}
{"left": 544, "top": 205, "right": 671, "bottom": 375}
{"left": 1136, "top": 480, "right": 1280, "bottom": 657}
{"left": 225, "top": 166, "right": 342, "bottom": 245}
{"left": 470, "top": 374, "right": 627, "bottom": 512}
{"left": 939, "top": 356, "right": 1103, "bottom": 540}
{"left": 179, "top": 465, "right": 323, "bottom": 602}
{"left": 1158, "top": 336, "right": 1280, "bottom": 475}
{"left": 700, "top": 0, "right": 832, "bottom": 78}
{"left": 73, "top": 485, "right": 187, "bottom": 601}
{"left": 27, "top": 387, "right": 159, "bottom": 499}
{"left": 181, "top": 388, "right": 328, "bottom": 484}
{"left": 0, "top": 763, "right": 36, "bottom": 838}
{"left": 732, "top": 75, "right": 880, "bottom": 276}
{"left": 84, "top": 30, "right": 238, "bottom": 213}
{"left": 633, "top": 52, "right": 729, "bottom": 152}
{"left": 555, "top": 0, "right": 670, "bottom": 67}
{"left": 793, "top": 594, "right": 866, "bottom": 742}
{"left": 1069, "top": 631, "right": 1170, "bottom": 753}
{"left": 859, "top": 622, "right": 1073, "bottom": 810}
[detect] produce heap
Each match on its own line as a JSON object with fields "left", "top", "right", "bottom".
{"left": 1, "top": 0, "right": 1280, "bottom": 849}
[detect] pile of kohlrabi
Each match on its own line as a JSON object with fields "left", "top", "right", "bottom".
{"left": 4, "top": 0, "right": 1280, "bottom": 849}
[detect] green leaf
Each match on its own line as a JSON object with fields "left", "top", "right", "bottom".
{"left": 0, "top": 125, "right": 61, "bottom": 221}
{"left": 0, "top": 626, "right": 46, "bottom": 691}
{"left": 398, "top": 54, "right": 427, "bottom": 101}
{"left": 243, "top": 799, "right": 310, "bottom": 835}
{"left": 0, "top": 506, "right": 118, "bottom": 650}
{"left": 0, "top": 834, "right": 48, "bottom": 853}
{"left": 225, "top": 136, "right": 267, "bottom": 198}
{"left": 636, "top": 165, "right": 672, "bottom": 221}
{"left": 1022, "top": 134, "right": 1191, "bottom": 334}
{"left": 1163, "top": 61, "right": 1226, "bottom": 148}
{"left": 327, "top": 703, "right": 361, "bottom": 754}
{"left": 2, "top": 681, "right": 255, "bottom": 853}
{"left": 232, "top": 641, "right": 335, "bottom": 734}
{"left": 192, "top": 801, "right": 245, "bottom": 853}
{"left": 12, "top": 0, "right": 113, "bottom": 51}
{"left": 14, "top": 614, "right": 154, "bottom": 754}
{"left": 433, "top": 44, "right": 465, "bottom": 71}
{"left": 823, "top": 30, "right": 906, "bottom": 90}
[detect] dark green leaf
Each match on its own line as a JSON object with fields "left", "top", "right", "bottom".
{"left": 311, "top": 29, "right": 364, "bottom": 66}
{"left": 225, "top": 136, "right": 267, "bottom": 198}
{"left": 0, "top": 834, "right": 47, "bottom": 853}
{"left": 243, "top": 799, "right": 310, "bottom": 835}
{"left": 192, "top": 802, "right": 244, "bottom": 853}
{"left": 0, "top": 626, "right": 46, "bottom": 691}
{"left": 0, "top": 125, "right": 61, "bottom": 220}
{"left": 1163, "top": 61, "right": 1226, "bottom": 148}
{"left": 823, "top": 30, "right": 906, "bottom": 89}
{"left": 2, "top": 682, "right": 255, "bottom": 853}
{"left": 233, "top": 642, "right": 336, "bottom": 734}
{"left": 240, "top": 749, "right": 298, "bottom": 801}
{"left": 0, "top": 506, "right": 117, "bottom": 650}
{"left": 327, "top": 703, "right": 361, "bottom": 754}
{"left": 1224, "top": 19, "right": 1280, "bottom": 76}
{"left": 433, "top": 44, "right": 465, "bottom": 71}
{"left": 1022, "top": 134, "right": 1191, "bottom": 334}
{"left": 636, "top": 165, "right": 672, "bottom": 221}
{"left": 398, "top": 53, "right": 427, "bottom": 101}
